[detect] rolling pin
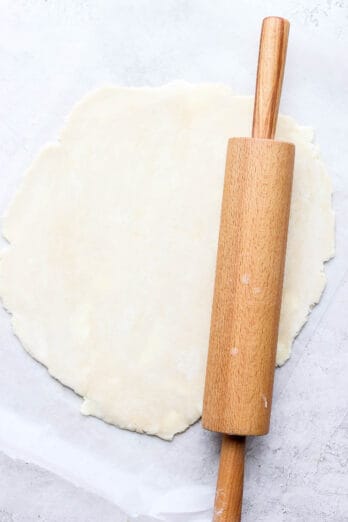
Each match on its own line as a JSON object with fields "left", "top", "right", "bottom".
{"left": 202, "top": 17, "right": 294, "bottom": 521}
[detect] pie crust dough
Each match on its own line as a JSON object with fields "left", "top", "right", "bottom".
{"left": 0, "top": 84, "right": 334, "bottom": 439}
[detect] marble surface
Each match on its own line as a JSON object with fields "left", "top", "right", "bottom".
{"left": 0, "top": 1, "right": 347, "bottom": 521}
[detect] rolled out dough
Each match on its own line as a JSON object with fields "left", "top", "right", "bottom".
{"left": 0, "top": 84, "right": 334, "bottom": 440}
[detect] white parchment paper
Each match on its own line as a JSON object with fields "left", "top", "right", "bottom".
{"left": 0, "top": 334, "right": 218, "bottom": 520}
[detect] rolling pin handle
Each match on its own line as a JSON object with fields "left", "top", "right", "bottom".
{"left": 252, "top": 16, "right": 290, "bottom": 140}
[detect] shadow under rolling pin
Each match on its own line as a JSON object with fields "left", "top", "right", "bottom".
{"left": 202, "top": 17, "right": 295, "bottom": 521}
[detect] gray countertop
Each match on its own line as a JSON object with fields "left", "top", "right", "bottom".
{"left": 0, "top": 1, "right": 347, "bottom": 521}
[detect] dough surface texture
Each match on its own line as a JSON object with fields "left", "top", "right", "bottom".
{"left": 0, "top": 84, "right": 334, "bottom": 440}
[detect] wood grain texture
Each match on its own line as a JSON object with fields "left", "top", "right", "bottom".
{"left": 252, "top": 17, "right": 290, "bottom": 139}
{"left": 202, "top": 16, "right": 293, "bottom": 521}
{"left": 213, "top": 435, "right": 246, "bottom": 522}
{"left": 202, "top": 137, "right": 294, "bottom": 435}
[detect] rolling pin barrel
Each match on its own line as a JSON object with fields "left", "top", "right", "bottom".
{"left": 202, "top": 137, "right": 294, "bottom": 436}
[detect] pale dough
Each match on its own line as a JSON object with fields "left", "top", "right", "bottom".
{"left": 0, "top": 84, "right": 334, "bottom": 440}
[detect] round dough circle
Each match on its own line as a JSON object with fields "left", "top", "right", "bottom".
{"left": 0, "top": 84, "right": 334, "bottom": 439}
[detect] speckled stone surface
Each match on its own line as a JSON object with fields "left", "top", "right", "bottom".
{"left": 0, "top": 451, "right": 125, "bottom": 522}
{"left": 0, "top": 1, "right": 347, "bottom": 521}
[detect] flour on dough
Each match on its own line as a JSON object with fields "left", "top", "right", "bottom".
{"left": 0, "top": 84, "right": 334, "bottom": 440}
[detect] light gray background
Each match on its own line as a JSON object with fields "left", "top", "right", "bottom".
{"left": 0, "top": 1, "right": 347, "bottom": 521}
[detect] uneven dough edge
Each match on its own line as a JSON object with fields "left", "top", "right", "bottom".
{"left": 275, "top": 118, "right": 335, "bottom": 365}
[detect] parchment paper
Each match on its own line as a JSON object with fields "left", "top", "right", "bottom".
{"left": 0, "top": 313, "right": 218, "bottom": 520}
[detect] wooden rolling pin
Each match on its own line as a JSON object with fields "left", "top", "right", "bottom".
{"left": 202, "top": 17, "right": 294, "bottom": 521}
